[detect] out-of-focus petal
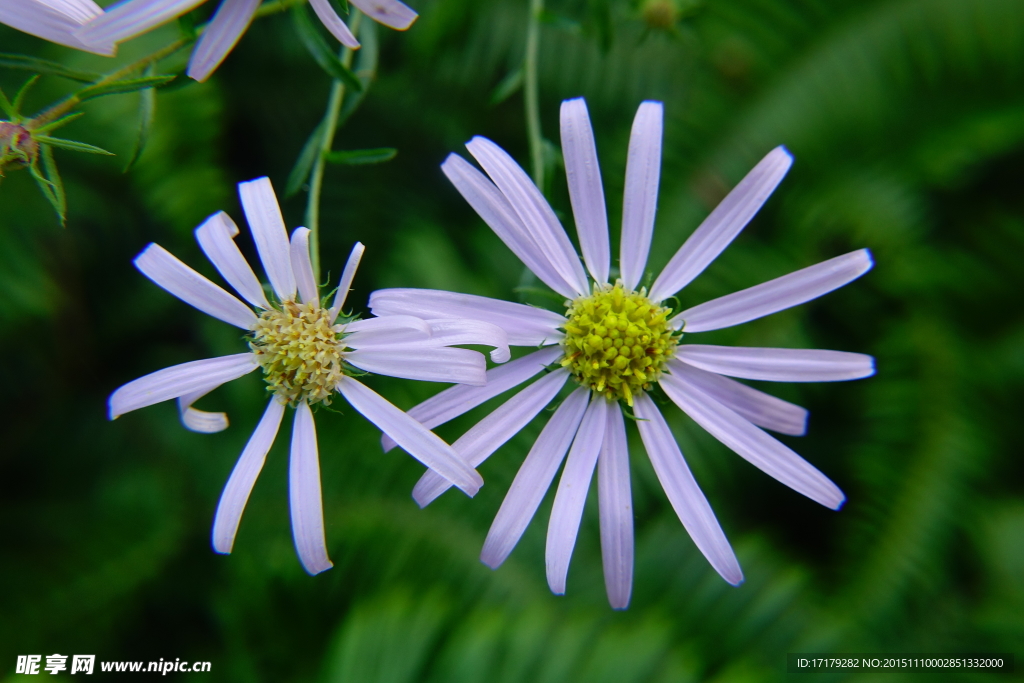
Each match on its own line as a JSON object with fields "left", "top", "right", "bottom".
{"left": 382, "top": 346, "right": 563, "bottom": 452}
{"left": 667, "top": 360, "right": 808, "bottom": 436}
{"left": 186, "top": 0, "right": 259, "bottom": 82}
{"left": 74, "top": 0, "right": 205, "bottom": 47}
{"left": 2, "top": 0, "right": 114, "bottom": 54}
{"left": 619, "top": 101, "right": 663, "bottom": 292}
{"left": 633, "top": 393, "right": 743, "bottom": 585}
{"left": 546, "top": 395, "right": 609, "bottom": 594}
{"left": 329, "top": 242, "right": 364, "bottom": 323}
{"left": 212, "top": 398, "right": 285, "bottom": 553}
{"left": 134, "top": 243, "right": 257, "bottom": 329}
{"left": 109, "top": 353, "right": 257, "bottom": 419}
{"left": 308, "top": 0, "right": 360, "bottom": 48}
{"left": 289, "top": 401, "right": 333, "bottom": 575}
{"left": 238, "top": 177, "right": 296, "bottom": 302}
{"left": 677, "top": 345, "right": 876, "bottom": 382}
{"left": 466, "top": 136, "right": 589, "bottom": 296}
{"left": 661, "top": 372, "right": 845, "bottom": 509}
{"left": 339, "top": 378, "right": 483, "bottom": 496}
{"left": 413, "top": 368, "right": 570, "bottom": 506}
{"left": 597, "top": 404, "right": 633, "bottom": 609}
{"left": 349, "top": 0, "right": 416, "bottom": 30}
{"left": 442, "top": 154, "right": 579, "bottom": 299}
{"left": 649, "top": 147, "right": 793, "bottom": 302}
{"left": 480, "top": 387, "right": 590, "bottom": 569}
{"left": 289, "top": 227, "right": 319, "bottom": 305}
{"left": 369, "top": 288, "right": 564, "bottom": 347}
{"left": 560, "top": 98, "right": 609, "bottom": 285}
{"left": 347, "top": 346, "right": 486, "bottom": 386}
{"left": 673, "top": 249, "right": 873, "bottom": 333}
{"left": 194, "top": 211, "right": 270, "bottom": 310}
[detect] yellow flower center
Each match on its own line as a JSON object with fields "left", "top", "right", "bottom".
{"left": 249, "top": 301, "right": 347, "bottom": 406}
{"left": 560, "top": 282, "right": 678, "bottom": 406}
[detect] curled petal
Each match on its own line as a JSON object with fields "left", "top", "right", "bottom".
{"left": 194, "top": 211, "right": 270, "bottom": 310}
{"left": 289, "top": 227, "right": 319, "bottom": 305}
{"left": 178, "top": 387, "right": 229, "bottom": 433}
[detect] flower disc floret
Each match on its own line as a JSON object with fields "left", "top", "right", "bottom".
{"left": 250, "top": 300, "right": 347, "bottom": 406}
{"left": 561, "top": 282, "right": 677, "bottom": 405}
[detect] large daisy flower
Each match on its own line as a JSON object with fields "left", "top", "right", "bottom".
{"left": 1, "top": 0, "right": 114, "bottom": 55}
{"left": 109, "top": 176, "right": 508, "bottom": 575}
{"left": 369, "top": 98, "right": 875, "bottom": 608}
{"left": 74, "top": 0, "right": 416, "bottom": 82}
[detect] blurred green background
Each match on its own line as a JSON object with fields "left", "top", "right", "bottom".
{"left": 2, "top": 0, "right": 1023, "bottom": 679}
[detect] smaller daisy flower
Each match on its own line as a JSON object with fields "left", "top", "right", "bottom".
{"left": 73, "top": 0, "right": 416, "bottom": 82}
{"left": 370, "top": 98, "right": 874, "bottom": 607}
{"left": 109, "top": 176, "right": 506, "bottom": 575}
{"left": 1, "top": 0, "right": 115, "bottom": 55}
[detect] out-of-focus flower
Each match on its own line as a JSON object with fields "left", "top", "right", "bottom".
{"left": 0, "top": 0, "right": 115, "bottom": 54}
{"left": 370, "top": 98, "right": 874, "bottom": 608}
{"left": 74, "top": 0, "right": 417, "bottom": 81}
{"left": 109, "top": 176, "right": 507, "bottom": 575}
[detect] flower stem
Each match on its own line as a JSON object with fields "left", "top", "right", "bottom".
{"left": 306, "top": 10, "right": 363, "bottom": 283}
{"left": 524, "top": 0, "right": 545, "bottom": 189}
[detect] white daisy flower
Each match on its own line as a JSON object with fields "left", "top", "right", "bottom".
{"left": 109, "top": 176, "right": 508, "bottom": 575}
{"left": 1, "top": 0, "right": 115, "bottom": 55}
{"left": 73, "top": 0, "right": 417, "bottom": 82}
{"left": 369, "top": 98, "right": 875, "bottom": 608}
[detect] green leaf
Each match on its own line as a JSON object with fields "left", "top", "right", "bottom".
{"left": 12, "top": 75, "right": 39, "bottom": 116}
{"left": 124, "top": 64, "right": 157, "bottom": 171}
{"left": 285, "top": 119, "right": 326, "bottom": 198}
{"left": 29, "top": 144, "right": 66, "bottom": 225}
{"left": 31, "top": 112, "right": 85, "bottom": 135}
{"left": 291, "top": 5, "right": 363, "bottom": 93}
{"left": 489, "top": 68, "right": 523, "bottom": 105}
{"left": 0, "top": 53, "right": 101, "bottom": 83}
{"left": 35, "top": 135, "right": 114, "bottom": 156}
{"left": 323, "top": 148, "right": 397, "bottom": 165}
{"left": 76, "top": 75, "right": 176, "bottom": 103}
{"left": 0, "top": 85, "right": 15, "bottom": 119}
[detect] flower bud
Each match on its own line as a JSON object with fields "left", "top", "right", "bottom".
{"left": 0, "top": 121, "right": 38, "bottom": 173}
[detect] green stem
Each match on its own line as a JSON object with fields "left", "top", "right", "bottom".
{"left": 524, "top": 0, "right": 545, "bottom": 189}
{"left": 306, "top": 10, "right": 362, "bottom": 283}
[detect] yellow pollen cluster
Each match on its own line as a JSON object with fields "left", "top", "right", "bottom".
{"left": 249, "top": 300, "right": 346, "bottom": 406}
{"left": 561, "top": 282, "right": 678, "bottom": 406}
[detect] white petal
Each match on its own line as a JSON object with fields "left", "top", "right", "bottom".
{"left": 2, "top": 0, "right": 114, "bottom": 54}
{"left": 74, "top": 0, "right": 205, "bottom": 47}
{"left": 289, "top": 401, "right": 333, "bottom": 575}
{"left": 674, "top": 249, "right": 873, "bottom": 333}
{"left": 480, "top": 387, "right": 589, "bottom": 569}
{"left": 546, "top": 395, "right": 608, "bottom": 594}
{"left": 413, "top": 367, "right": 570, "bottom": 507}
{"left": 369, "top": 288, "right": 565, "bottom": 347}
{"left": 660, "top": 372, "right": 845, "bottom": 509}
{"left": 466, "top": 137, "right": 589, "bottom": 296}
{"left": 339, "top": 378, "right": 483, "bottom": 495}
{"left": 194, "top": 211, "right": 270, "bottom": 310}
{"left": 344, "top": 315, "right": 432, "bottom": 348}
{"left": 346, "top": 346, "right": 486, "bottom": 386}
{"left": 677, "top": 345, "right": 875, "bottom": 383}
{"left": 134, "top": 243, "right": 257, "bottom": 329}
{"left": 109, "top": 353, "right": 257, "bottom": 419}
{"left": 619, "top": 102, "right": 663, "bottom": 292}
{"left": 666, "top": 360, "right": 808, "bottom": 436}
{"left": 597, "top": 404, "right": 633, "bottom": 609}
{"left": 348, "top": 0, "right": 416, "bottom": 30}
{"left": 289, "top": 227, "right": 319, "bottom": 305}
{"left": 560, "top": 98, "right": 609, "bottom": 284}
{"left": 212, "top": 398, "right": 285, "bottom": 553}
{"left": 238, "top": 177, "right": 296, "bottom": 302}
{"left": 178, "top": 387, "right": 229, "bottom": 433}
{"left": 382, "top": 346, "right": 563, "bottom": 452}
{"left": 329, "top": 242, "right": 364, "bottom": 322}
{"left": 186, "top": 0, "right": 258, "bottom": 82}
{"left": 633, "top": 394, "right": 743, "bottom": 585}
{"left": 649, "top": 146, "right": 793, "bottom": 302}
{"left": 442, "top": 154, "right": 579, "bottom": 299}
{"left": 418, "top": 318, "right": 511, "bottom": 363}
{"left": 308, "top": 0, "right": 360, "bottom": 47}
